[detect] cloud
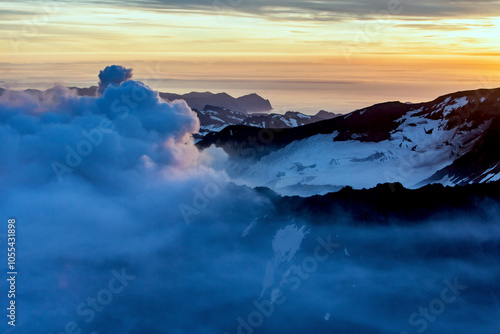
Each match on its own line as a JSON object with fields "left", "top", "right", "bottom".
{"left": 0, "top": 65, "right": 204, "bottom": 187}
{"left": 0, "top": 65, "right": 249, "bottom": 333}
{"left": 115, "top": 0, "right": 500, "bottom": 21}
{"left": 97, "top": 65, "right": 134, "bottom": 94}
{"left": 394, "top": 23, "right": 474, "bottom": 31}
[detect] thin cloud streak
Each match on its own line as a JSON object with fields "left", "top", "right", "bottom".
{"left": 113, "top": 0, "right": 500, "bottom": 20}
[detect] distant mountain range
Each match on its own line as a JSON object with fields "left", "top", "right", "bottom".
{"left": 160, "top": 91, "right": 273, "bottom": 113}
{"left": 0, "top": 86, "right": 340, "bottom": 140}
{"left": 67, "top": 86, "right": 273, "bottom": 113}
{"left": 194, "top": 105, "right": 340, "bottom": 139}
{"left": 70, "top": 86, "right": 340, "bottom": 136}
{"left": 198, "top": 87, "right": 500, "bottom": 196}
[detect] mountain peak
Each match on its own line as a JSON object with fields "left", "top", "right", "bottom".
{"left": 236, "top": 93, "right": 272, "bottom": 113}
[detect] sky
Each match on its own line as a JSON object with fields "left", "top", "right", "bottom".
{"left": 1, "top": 0, "right": 500, "bottom": 113}
{"left": 1, "top": 4, "right": 500, "bottom": 331}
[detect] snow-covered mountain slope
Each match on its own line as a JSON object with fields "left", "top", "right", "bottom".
{"left": 195, "top": 105, "right": 248, "bottom": 137}
{"left": 421, "top": 116, "right": 500, "bottom": 186}
{"left": 242, "top": 110, "right": 339, "bottom": 128}
{"left": 194, "top": 105, "right": 340, "bottom": 140}
{"left": 199, "top": 88, "right": 500, "bottom": 196}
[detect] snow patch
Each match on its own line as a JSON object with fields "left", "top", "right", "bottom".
{"left": 209, "top": 115, "right": 224, "bottom": 122}
{"left": 260, "top": 225, "right": 309, "bottom": 298}
{"left": 442, "top": 97, "right": 469, "bottom": 117}
{"left": 272, "top": 225, "right": 308, "bottom": 263}
{"left": 289, "top": 118, "right": 298, "bottom": 127}
{"left": 296, "top": 113, "right": 310, "bottom": 119}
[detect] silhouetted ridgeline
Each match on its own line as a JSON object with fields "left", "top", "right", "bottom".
{"left": 255, "top": 181, "right": 500, "bottom": 224}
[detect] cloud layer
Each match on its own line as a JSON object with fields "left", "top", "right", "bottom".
{"left": 0, "top": 65, "right": 204, "bottom": 188}
{"left": 121, "top": 0, "right": 500, "bottom": 20}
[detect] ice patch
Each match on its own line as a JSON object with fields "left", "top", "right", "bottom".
{"left": 209, "top": 115, "right": 224, "bottom": 122}
{"left": 442, "top": 97, "right": 469, "bottom": 117}
{"left": 260, "top": 225, "right": 309, "bottom": 298}
{"left": 489, "top": 173, "right": 500, "bottom": 182}
{"left": 272, "top": 225, "right": 308, "bottom": 263}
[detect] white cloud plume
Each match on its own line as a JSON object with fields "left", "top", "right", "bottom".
{"left": 0, "top": 65, "right": 205, "bottom": 187}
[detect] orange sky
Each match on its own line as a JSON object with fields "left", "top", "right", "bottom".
{"left": 1, "top": 0, "right": 499, "bottom": 113}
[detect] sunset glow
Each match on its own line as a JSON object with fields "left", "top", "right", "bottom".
{"left": 1, "top": 0, "right": 500, "bottom": 112}
{"left": 3, "top": 2, "right": 500, "bottom": 333}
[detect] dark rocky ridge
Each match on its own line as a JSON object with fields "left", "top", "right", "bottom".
{"left": 255, "top": 180, "right": 500, "bottom": 225}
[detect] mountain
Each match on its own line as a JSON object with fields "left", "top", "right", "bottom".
{"left": 315, "top": 110, "right": 337, "bottom": 120}
{"left": 8, "top": 85, "right": 272, "bottom": 113}
{"left": 69, "top": 86, "right": 97, "bottom": 96}
{"left": 160, "top": 91, "right": 272, "bottom": 113}
{"left": 235, "top": 93, "right": 273, "bottom": 113}
{"left": 256, "top": 180, "right": 500, "bottom": 224}
{"left": 195, "top": 106, "right": 249, "bottom": 137}
{"left": 421, "top": 115, "right": 500, "bottom": 186}
{"left": 198, "top": 87, "right": 500, "bottom": 196}
{"left": 1, "top": 86, "right": 338, "bottom": 140}
{"left": 81, "top": 87, "right": 274, "bottom": 113}
{"left": 241, "top": 110, "right": 339, "bottom": 128}
{"left": 194, "top": 105, "right": 340, "bottom": 140}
